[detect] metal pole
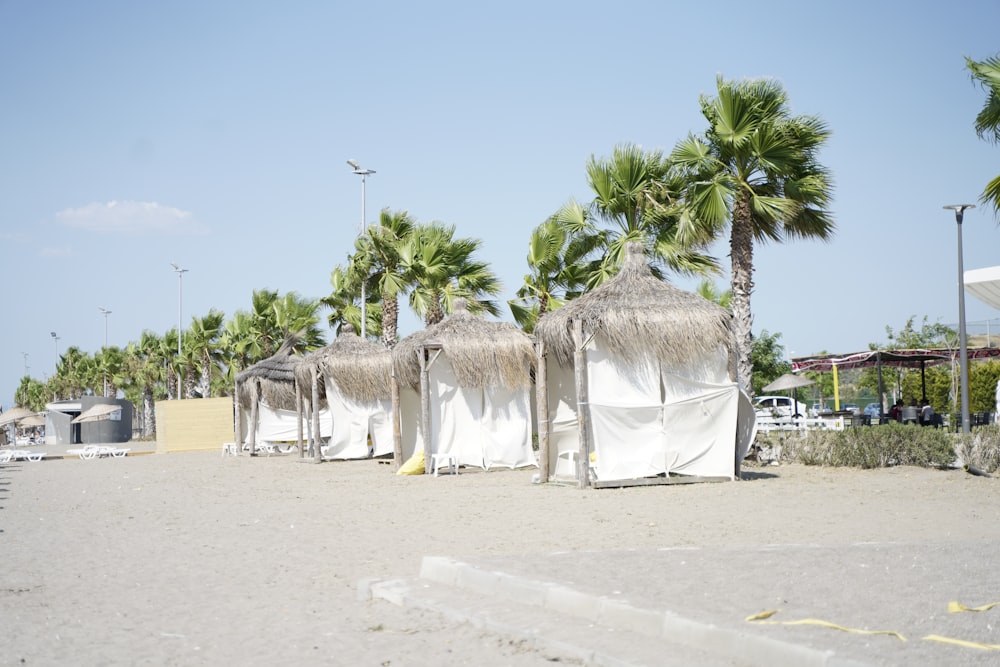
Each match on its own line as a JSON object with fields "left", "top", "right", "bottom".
{"left": 348, "top": 161, "right": 375, "bottom": 340}
{"left": 99, "top": 307, "right": 111, "bottom": 397}
{"left": 361, "top": 171, "right": 367, "bottom": 339}
{"left": 51, "top": 332, "right": 59, "bottom": 372}
{"left": 945, "top": 204, "right": 975, "bottom": 433}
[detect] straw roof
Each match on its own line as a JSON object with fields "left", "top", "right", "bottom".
{"left": 0, "top": 406, "right": 37, "bottom": 427}
{"left": 295, "top": 324, "right": 393, "bottom": 403}
{"left": 393, "top": 299, "right": 535, "bottom": 390}
{"left": 534, "top": 242, "right": 734, "bottom": 367}
{"left": 235, "top": 339, "right": 302, "bottom": 410}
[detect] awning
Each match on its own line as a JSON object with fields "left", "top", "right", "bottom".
{"left": 965, "top": 265, "right": 1000, "bottom": 311}
{"left": 71, "top": 404, "right": 122, "bottom": 424}
{"left": 791, "top": 348, "right": 1000, "bottom": 373}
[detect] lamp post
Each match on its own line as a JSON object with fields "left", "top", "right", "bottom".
{"left": 347, "top": 159, "right": 375, "bottom": 339}
{"left": 171, "top": 263, "right": 188, "bottom": 400}
{"left": 51, "top": 331, "right": 60, "bottom": 371}
{"left": 945, "top": 204, "right": 976, "bottom": 434}
{"left": 98, "top": 306, "right": 111, "bottom": 397}
{"left": 22, "top": 352, "right": 29, "bottom": 377}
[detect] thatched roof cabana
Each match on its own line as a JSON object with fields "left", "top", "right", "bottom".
{"left": 533, "top": 241, "right": 752, "bottom": 488}
{"left": 392, "top": 298, "right": 537, "bottom": 473}
{"left": 235, "top": 339, "right": 303, "bottom": 455}
{"left": 293, "top": 324, "right": 395, "bottom": 462}
{"left": 393, "top": 299, "right": 535, "bottom": 391}
{"left": 534, "top": 242, "right": 734, "bottom": 370}
{"left": 236, "top": 339, "right": 302, "bottom": 411}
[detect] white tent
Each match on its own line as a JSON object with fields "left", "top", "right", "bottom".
{"left": 392, "top": 299, "right": 537, "bottom": 473}
{"left": 240, "top": 403, "right": 332, "bottom": 443}
{"left": 534, "top": 243, "right": 755, "bottom": 488}
{"left": 295, "top": 325, "right": 403, "bottom": 462}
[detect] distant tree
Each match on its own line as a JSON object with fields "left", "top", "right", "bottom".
{"left": 695, "top": 280, "right": 732, "bottom": 309}
{"left": 750, "top": 329, "right": 791, "bottom": 396}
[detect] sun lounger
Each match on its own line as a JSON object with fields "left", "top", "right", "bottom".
{"left": 6, "top": 449, "right": 46, "bottom": 462}
{"left": 66, "top": 445, "right": 129, "bottom": 460}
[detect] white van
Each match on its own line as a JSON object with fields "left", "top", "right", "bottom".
{"left": 754, "top": 395, "right": 809, "bottom": 418}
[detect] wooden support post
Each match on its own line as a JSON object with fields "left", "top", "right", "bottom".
{"left": 391, "top": 366, "right": 403, "bottom": 470}
{"left": 536, "top": 338, "right": 550, "bottom": 482}
{"left": 233, "top": 386, "right": 242, "bottom": 451}
{"left": 311, "top": 366, "right": 321, "bottom": 463}
{"left": 572, "top": 319, "right": 591, "bottom": 489}
{"left": 420, "top": 346, "right": 433, "bottom": 475}
{"left": 248, "top": 381, "right": 259, "bottom": 456}
{"left": 296, "top": 381, "right": 305, "bottom": 458}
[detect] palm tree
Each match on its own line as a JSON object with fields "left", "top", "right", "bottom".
{"left": 186, "top": 310, "right": 225, "bottom": 398}
{"left": 401, "top": 222, "right": 501, "bottom": 326}
{"left": 320, "top": 266, "right": 364, "bottom": 336}
{"left": 670, "top": 76, "right": 834, "bottom": 392}
{"left": 508, "top": 216, "right": 589, "bottom": 332}
{"left": 123, "top": 331, "right": 164, "bottom": 436}
{"left": 695, "top": 280, "right": 732, "bottom": 310}
{"left": 967, "top": 54, "right": 1000, "bottom": 218}
{"left": 272, "top": 292, "right": 325, "bottom": 353}
{"left": 366, "top": 208, "right": 416, "bottom": 348}
{"left": 557, "top": 143, "right": 720, "bottom": 290}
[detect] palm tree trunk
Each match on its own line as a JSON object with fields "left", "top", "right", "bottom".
{"left": 142, "top": 386, "right": 156, "bottom": 437}
{"left": 730, "top": 192, "right": 755, "bottom": 394}
{"left": 382, "top": 293, "right": 399, "bottom": 349}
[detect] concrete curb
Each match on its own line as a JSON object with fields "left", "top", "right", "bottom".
{"left": 415, "top": 556, "right": 869, "bottom": 667}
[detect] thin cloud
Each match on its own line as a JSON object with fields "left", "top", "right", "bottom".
{"left": 39, "top": 246, "right": 74, "bottom": 257}
{"left": 56, "top": 201, "right": 208, "bottom": 235}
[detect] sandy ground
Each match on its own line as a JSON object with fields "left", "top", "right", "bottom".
{"left": 3, "top": 448, "right": 1000, "bottom": 666}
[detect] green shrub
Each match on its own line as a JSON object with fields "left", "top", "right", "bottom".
{"left": 751, "top": 423, "right": 955, "bottom": 469}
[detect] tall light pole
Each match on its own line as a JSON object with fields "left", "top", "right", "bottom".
{"left": 51, "top": 331, "right": 60, "bottom": 371}
{"left": 98, "top": 306, "right": 111, "bottom": 397}
{"left": 945, "top": 204, "right": 976, "bottom": 434}
{"left": 22, "top": 352, "right": 29, "bottom": 377}
{"left": 347, "top": 159, "right": 375, "bottom": 339}
{"left": 171, "top": 263, "right": 188, "bottom": 400}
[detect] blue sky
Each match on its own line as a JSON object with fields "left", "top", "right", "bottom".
{"left": 2, "top": 1, "right": 999, "bottom": 410}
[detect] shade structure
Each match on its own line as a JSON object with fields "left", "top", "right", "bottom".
{"left": 71, "top": 403, "right": 122, "bottom": 423}
{"left": 19, "top": 414, "right": 46, "bottom": 427}
{"left": 0, "top": 407, "right": 37, "bottom": 426}
{"left": 965, "top": 265, "right": 1000, "bottom": 311}
{"left": 534, "top": 241, "right": 754, "bottom": 487}
{"left": 762, "top": 373, "right": 815, "bottom": 392}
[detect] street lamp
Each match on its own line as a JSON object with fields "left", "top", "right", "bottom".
{"left": 944, "top": 204, "right": 976, "bottom": 434}
{"left": 171, "top": 263, "right": 188, "bottom": 356}
{"left": 51, "top": 331, "right": 60, "bottom": 371}
{"left": 98, "top": 306, "right": 111, "bottom": 397}
{"left": 347, "top": 159, "right": 376, "bottom": 339}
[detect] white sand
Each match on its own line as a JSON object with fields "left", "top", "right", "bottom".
{"left": 2, "top": 452, "right": 999, "bottom": 665}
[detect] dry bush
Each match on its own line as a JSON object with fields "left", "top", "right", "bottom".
{"left": 953, "top": 425, "right": 1000, "bottom": 472}
{"left": 752, "top": 423, "right": 955, "bottom": 469}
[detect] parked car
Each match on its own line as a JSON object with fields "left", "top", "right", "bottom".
{"left": 809, "top": 402, "right": 830, "bottom": 417}
{"left": 864, "top": 402, "right": 882, "bottom": 419}
{"left": 842, "top": 403, "right": 860, "bottom": 415}
{"left": 754, "top": 396, "right": 809, "bottom": 419}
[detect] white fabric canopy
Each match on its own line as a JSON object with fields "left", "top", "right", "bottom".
{"left": 965, "top": 265, "right": 1000, "bottom": 311}
{"left": 244, "top": 404, "right": 331, "bottom": 443}
{"left": 545, "top": 332, "right": 753, "bottom": 483}
{"left": 428, "top": 357, "right": 536, "bottom": 470}
{"left": 322, "top": 374, "right": 394, "bottom": 459}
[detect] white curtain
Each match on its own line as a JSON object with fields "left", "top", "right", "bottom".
{"left": 247, "top": 403, "right": 331, "bottom": 443}
{"left": 321, "top": 374, "right": 394, "bottom": 459}
{"left": 545, "top": 333, "right": 750, "bottom": 482}
{"left": 429, "top": 358, "right": 535, "bottom": 470}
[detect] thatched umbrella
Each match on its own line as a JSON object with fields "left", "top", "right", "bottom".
{"left": 533, "top": 241, "right": 736, "bottom": 486}
{"left": 235, "top": 339, "right": 302, "bottom": 455}
{"left": 393, "top": 298, "right": 535, "bottom": 473}
{"left": 0, "top": 406, "right": 37, "bottom": 427}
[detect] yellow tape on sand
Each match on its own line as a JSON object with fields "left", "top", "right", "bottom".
{"left": 746, "top": 610, "right": 906, "bottom": 641}
{"left": 948, "top": 600, "right": 1000, "bottom": 613}
{"left": 924, "top": 634, "right": 1000, "bottom": 650}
